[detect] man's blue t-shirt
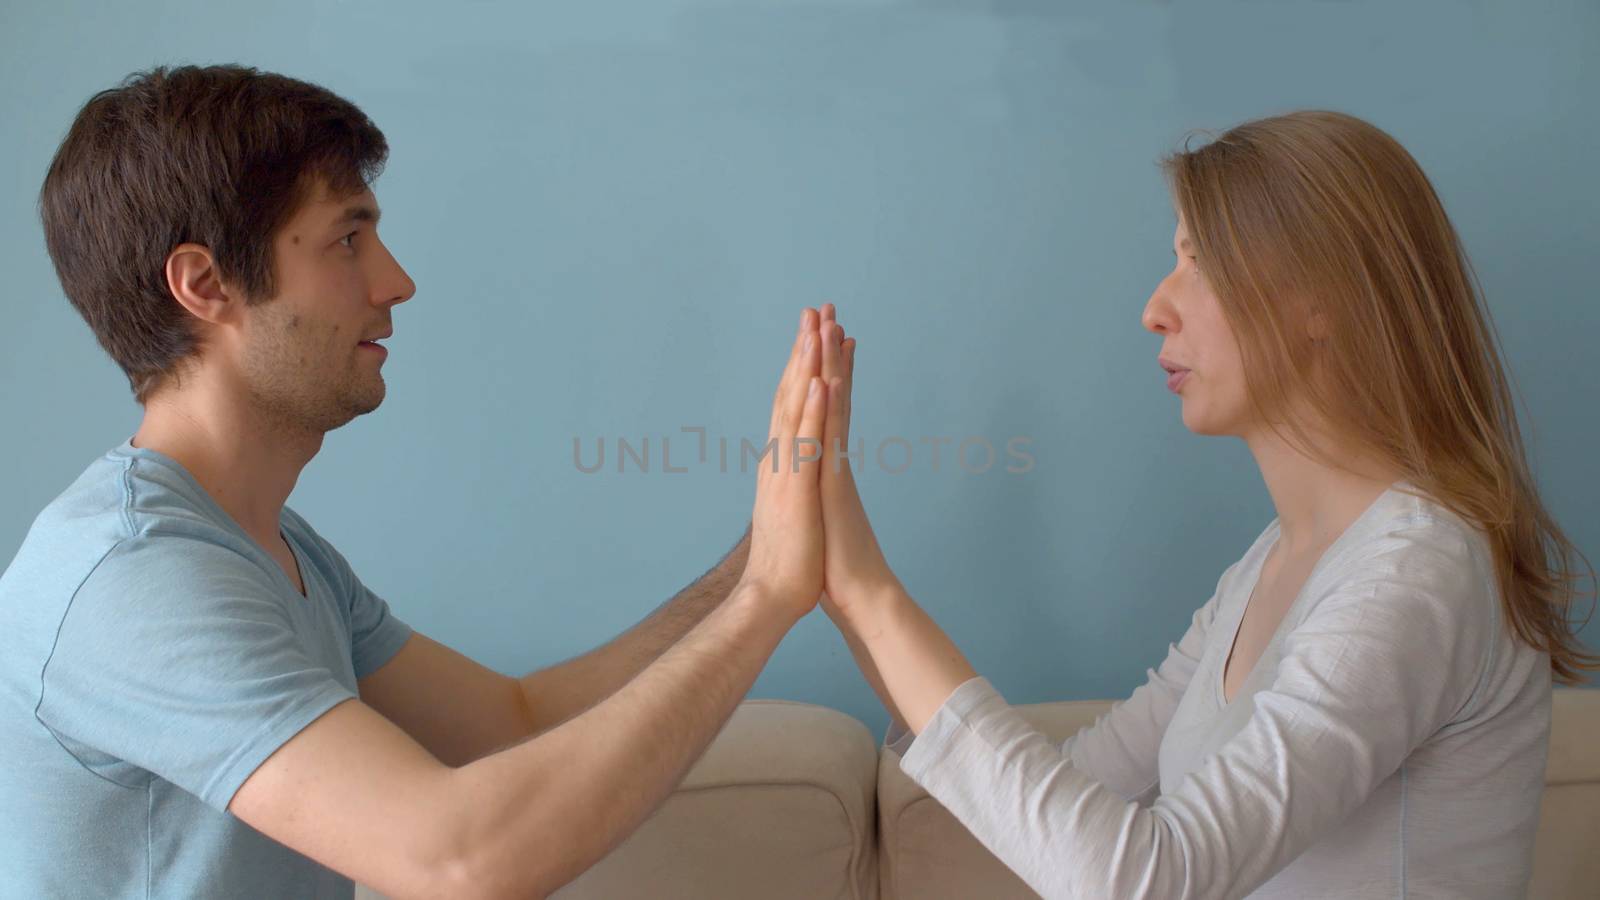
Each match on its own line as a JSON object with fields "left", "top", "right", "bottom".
{"left": 0, "top": 439, "right": 413, "bottom": 898}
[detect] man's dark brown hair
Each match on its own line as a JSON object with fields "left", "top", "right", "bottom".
{"left": 38, "top": 64, "right": 389, "bottom": 403}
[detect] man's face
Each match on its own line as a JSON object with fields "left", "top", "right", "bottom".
{"left": 236, "top": 181, "right": 415, "bottom": 433}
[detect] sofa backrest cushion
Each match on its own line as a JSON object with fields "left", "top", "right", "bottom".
{"left": 878, "top": 689, "right": 1600, "bottom": 900}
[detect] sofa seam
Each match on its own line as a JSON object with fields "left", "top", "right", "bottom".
{"left": 1398, "top": 762, "right": 1407, "bottom": 898}
{"left": 665, "top": 780, "right": 874, "bottom": 900}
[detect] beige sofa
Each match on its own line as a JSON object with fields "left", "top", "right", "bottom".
{"left": 357, "top": 689, "right": 1599, "bottom": 899}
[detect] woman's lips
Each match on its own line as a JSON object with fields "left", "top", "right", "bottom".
{"left": 1166, "top": 369, "right": 1190, "bottom": 393}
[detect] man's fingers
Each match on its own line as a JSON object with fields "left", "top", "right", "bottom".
{"left": 793, "top": 376, "right": 828, "bottom": 479}
{"left": 776, "top": 329, "right": 820, "bottom": 444}
{"left": 777, "top": 307, "right": 816, "bottom": 398}
{"left": 771, "top": 308, "right": 818, "bottom": 438}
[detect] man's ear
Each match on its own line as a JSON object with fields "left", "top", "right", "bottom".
{"left": 164, "top": 243, "right": 245, "bottom": 327}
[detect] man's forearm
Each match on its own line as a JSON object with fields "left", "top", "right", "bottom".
{"left": 516, "top": 526, "right": 751, "bottom": 733}
{"left": 444, "top": 582, "right": 796, "bottom": 897}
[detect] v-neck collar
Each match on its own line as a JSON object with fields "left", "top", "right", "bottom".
{"left": 110, "top": 437, "right": 310, "bottom": 600}
{"left": 1214, "top": 479, "right": 1415, "bottom": 707}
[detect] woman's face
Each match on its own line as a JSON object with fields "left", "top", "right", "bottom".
{"left": 1142, "top": 217, "right": 1255, "bottom": 437}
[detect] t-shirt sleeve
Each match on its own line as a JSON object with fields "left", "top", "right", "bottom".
{"left": 35, "top": 536, "right": 358, "bottom": 813}
{"left": 895, "top": 518, "right": 1493, "bottom": 899}
{"left": 302, "top": 523, "right": 412, "bottom": 680}
{"left": 348, "top": 577, "right": 413, "bottom": 679}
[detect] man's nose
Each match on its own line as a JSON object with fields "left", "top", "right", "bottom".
{"left": 374, "top": 251, "right": 416, "bottom": 308}
{"left": 389, "top": 266, "right": 416, "bottom": 307}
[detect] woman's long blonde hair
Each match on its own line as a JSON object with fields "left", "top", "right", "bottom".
{"left": 1161, "top": 109, "right": 1597, "bottom": 684}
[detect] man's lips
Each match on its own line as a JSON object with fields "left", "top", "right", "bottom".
{"left": 358, "top": 327, "right": 392, "bottom": 352}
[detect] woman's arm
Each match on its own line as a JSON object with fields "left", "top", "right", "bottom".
{"left": 841, "top": 520, "right": 1494, "bottom": 898}
{"left": 876, "top": 578, "right": 1231, "bottom": 803}
{"left": 816, "top": 304, "right": 1235, "bottom": 800}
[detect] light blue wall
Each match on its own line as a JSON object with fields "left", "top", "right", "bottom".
{"left": 3, "top": 1, "right": 1595, "bottom": 735}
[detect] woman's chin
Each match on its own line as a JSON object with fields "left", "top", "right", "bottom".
{"left": 1179, "top": 404, "right": 1231, "bottom": 437}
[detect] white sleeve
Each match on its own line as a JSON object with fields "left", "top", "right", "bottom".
{"left": 888, "top": 562, "right": 1233, "bottom": 805}
{"left": 896, "top": 521, "right": 1492, "bottom": 899}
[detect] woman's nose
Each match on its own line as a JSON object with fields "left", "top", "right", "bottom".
{"left": 1142, "top": 279, "right": 1178, "bottom": 334}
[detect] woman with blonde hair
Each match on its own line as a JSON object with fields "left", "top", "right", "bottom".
{"left": 810, "top": 110, "right": 1598, "bottom": 898}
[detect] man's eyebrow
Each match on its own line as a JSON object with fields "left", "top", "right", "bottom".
{"left": 331, "top": 204, "right": 381, "bottom": 228}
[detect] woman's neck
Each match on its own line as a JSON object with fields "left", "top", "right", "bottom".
{"left": 1246, "top": 427, "right": 1403, "bottom": 557}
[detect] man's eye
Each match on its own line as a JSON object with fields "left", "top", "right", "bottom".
{"left": 338, "top": 231, "right": 358, "bottom": 249}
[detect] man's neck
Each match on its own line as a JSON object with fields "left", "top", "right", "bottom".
{"left": 131, "top": 380, "right": 323, "bottom": 549}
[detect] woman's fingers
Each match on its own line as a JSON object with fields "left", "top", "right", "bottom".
{"left": 823, "top": 374, "right": 850, "bottom": 478}
{"left": 821, "top": 319, "right": 843, "bottom": 383}
{"left": 820, "top": 321, "right": 850, "bottom": 471}
{"left": 838, "top": 336, "right": 855, "bottom": 448}
{"left": 817, "top": 305, "right": 853, "bottom": 447}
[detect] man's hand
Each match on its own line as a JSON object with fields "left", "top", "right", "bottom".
{"left": 816, "top": 303, "right": 903, "bottom": 634}
{"left": 738, "top": 307, "right": 830, "bottom": 623}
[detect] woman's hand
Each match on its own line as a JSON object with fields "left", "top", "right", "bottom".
{"left": 737, "top": 308, "right": 831, "bottom": 624}
{"left": 813, "top": 303, "right": 979, "bottom": 735}
{"left": 816, "top": 303, "right": 905, "bottom": 633}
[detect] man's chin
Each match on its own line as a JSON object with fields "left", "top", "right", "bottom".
{"left": 322, "top": 383, "right": 385, "bottom": 431}
{"left": 349, "top": 385, "right": 386, "bottom": 418}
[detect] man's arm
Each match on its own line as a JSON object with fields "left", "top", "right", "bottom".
{"left": 235, "top": 582, "right": 805, "bottom": 899}
{"left": 357, "top": 528, "right": 751, "bottom": 766}
{"left": 237, "top": 307, "right": 831, "bottom": 898}
{"left": 518, "top": 526, "right": 751, "bottom": 734}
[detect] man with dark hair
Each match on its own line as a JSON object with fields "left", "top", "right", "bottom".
{"left": 1, "top": 64, "right": 840, "bottom": 897}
